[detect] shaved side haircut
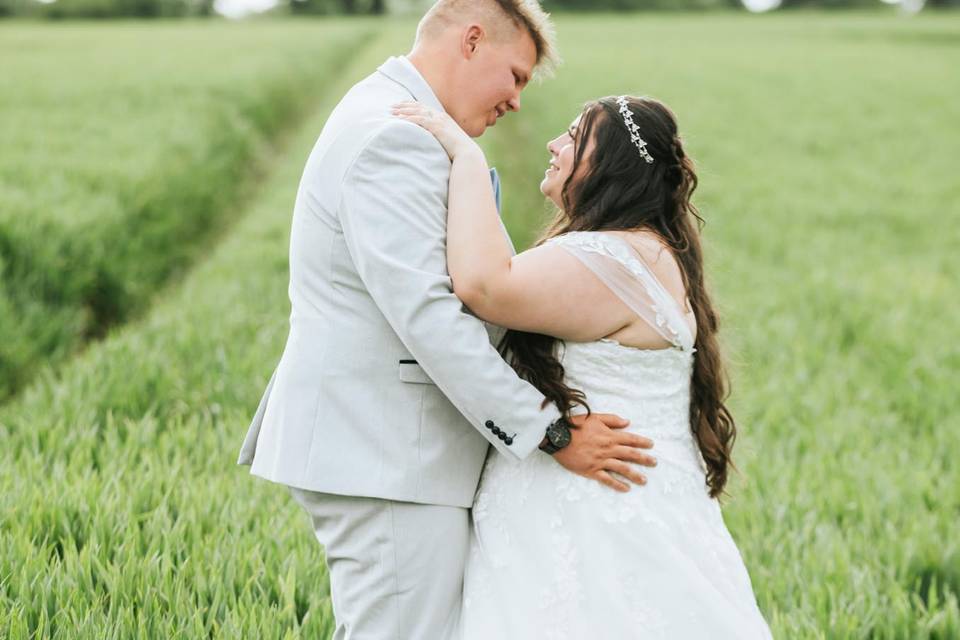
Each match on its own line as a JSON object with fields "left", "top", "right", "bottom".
{"left": 417, "top": 0, "right": 560, "bottom": 78}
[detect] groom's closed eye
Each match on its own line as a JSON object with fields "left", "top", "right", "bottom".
{"left": 512, "top": 70, "right": 529, "bottom": 89}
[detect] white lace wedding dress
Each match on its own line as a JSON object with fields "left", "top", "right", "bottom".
{"left": 458, "top": 232, "right": 772, "bottom": 639}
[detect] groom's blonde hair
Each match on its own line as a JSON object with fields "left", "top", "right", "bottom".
{"left": 416, "top": 0, "right": 560, "bottom": 79}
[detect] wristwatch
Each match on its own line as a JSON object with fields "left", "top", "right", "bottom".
{"left": 539, "top": 416, "right": 572, "bottom": 455}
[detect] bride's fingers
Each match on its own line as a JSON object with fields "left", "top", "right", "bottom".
{"left": 392, "top": 108, "right": 444, "bottom": 129}
{"left": 605, "top": 460, "right": 647, "bottom": 486}
{"left": 391, "top": 110, "right": 428, "bottom": 121}
{"left": 594, "top": 470, "right": 630, "bottom": 493}
{"left": 392, "top": 113, "right": 430, "bottom": 127}
{"left": 391, "top": 105, "right": 439, "bottom": 120}
{"left": 612, "top": 446, "right": 657, "bottom": 468}
{"left": 391, "top": 105, "right": 425, "bottom": 115}
{"left": 391, "top": 109, "right": 429, "bottom": 121}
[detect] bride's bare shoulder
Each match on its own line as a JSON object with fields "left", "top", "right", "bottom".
{"left": 608, "top": 230, "right": 689, "bottom": 307}
{"left": 606, "top": 229, "right": 676, "bottom": 268}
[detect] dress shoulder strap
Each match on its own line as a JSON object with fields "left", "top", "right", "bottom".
{"left": 545, "top": 231, "right": 696, "bottom": 351}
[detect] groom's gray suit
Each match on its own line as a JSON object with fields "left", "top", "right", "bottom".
{"left": 238, "top": 56, "right": 561, "bottom": 639}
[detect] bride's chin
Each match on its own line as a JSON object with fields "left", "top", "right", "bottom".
{"left": 539, "top": 178, "right": 548, "bottom": 195}
{"left": 540, "top": 187, "right": 561, "bottom": 209}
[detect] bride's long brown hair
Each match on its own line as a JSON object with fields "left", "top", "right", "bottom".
{"left": 499, "top": 96, "right": 736, "bottom": 498}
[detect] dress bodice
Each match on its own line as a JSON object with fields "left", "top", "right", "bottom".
{"left": 559, "top": 338, "right": 695, "bottom": 443}
{"left": 551, "top": 338, "right": 708, "bottom": 494}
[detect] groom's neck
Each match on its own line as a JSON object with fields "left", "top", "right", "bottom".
{"left": 407, "top": 46, "right": 454, "bottom": 113}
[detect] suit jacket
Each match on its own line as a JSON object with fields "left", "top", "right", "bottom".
{"left": 237, "top": 56, "right": 561, "bottom": 508}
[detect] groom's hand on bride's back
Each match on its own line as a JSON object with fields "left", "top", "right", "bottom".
{"left": 551, "top": 414, "right": 655, "bottom": 493}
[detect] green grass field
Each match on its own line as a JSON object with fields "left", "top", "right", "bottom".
{"left": 1, "top": 12, "right": 958, "bottom": 639}
{"left": 0, "top": 20, "right": 374, "bottom": 400}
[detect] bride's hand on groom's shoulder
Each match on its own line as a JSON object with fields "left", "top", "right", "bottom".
{"left": 392, "top": 101, "right": 482, "bottom": 162}
{"left": 553, "top": 414, "right": 657, "bottom": 493}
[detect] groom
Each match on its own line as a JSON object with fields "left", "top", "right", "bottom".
{"left": 238, "top": 1, "right": 656, "bottom": 637}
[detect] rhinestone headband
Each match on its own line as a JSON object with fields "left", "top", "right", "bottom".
{"left": 616, "top": 96, "right": 654, "bottom": 165}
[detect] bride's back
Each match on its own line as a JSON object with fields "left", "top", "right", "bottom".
{"left": 584, "top": 229, "right": 697, "bottom": 350}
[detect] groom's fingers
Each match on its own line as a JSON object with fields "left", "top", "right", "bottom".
{"left": 594, "top": 470, "right": 630, "bottom": 493}
{"left": 594, "top": 413, "right": 631, "bottom": 429}
{"left": 612, "top": 446, "right": 657, "bottom": 468}
{"left": 605, "top": 461, "right": 647, "bottom": 486}
{"left": 615, "top": 431, "right": 654, "bottom": 450}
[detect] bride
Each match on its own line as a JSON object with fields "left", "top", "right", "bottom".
{"left": 393, "top": 95, "right": 772, "bottom": 638}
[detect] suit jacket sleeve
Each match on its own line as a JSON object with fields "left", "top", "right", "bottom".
{"left": 336, "top": 119, "right": 561, "bottom": 460}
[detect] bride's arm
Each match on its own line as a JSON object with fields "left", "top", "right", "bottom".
{"left": 393, "top": 103, "right": 634, "bottom": 340}
{"left": 443, "top": 146, "right": 515, "bottom": 302}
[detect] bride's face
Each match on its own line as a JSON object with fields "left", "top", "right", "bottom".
{"left": 540, "top": 114, "right": 593, "bottom": 209}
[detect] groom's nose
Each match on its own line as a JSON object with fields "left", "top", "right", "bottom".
{"left": 506, "top": 95, "right": 521, "bottom": 112}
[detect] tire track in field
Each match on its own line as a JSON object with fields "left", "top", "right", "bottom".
{"left": 0, "top": 23, "right": 378, "bottom": 405}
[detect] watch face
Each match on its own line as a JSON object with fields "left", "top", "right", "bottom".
{"left": 548, "top": 421, "right": 572, "bottom": 448}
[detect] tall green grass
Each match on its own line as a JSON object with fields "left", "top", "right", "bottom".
{"left": 1, "top": 13, "right": 957, "bottom": 639}
{"left": 0, "top": 20, "right": 375, "bottom": 400}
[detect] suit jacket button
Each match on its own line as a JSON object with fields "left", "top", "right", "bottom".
{"left": 504, "top": 437, "right": 514, "bottom": 445}
{"left": 485, "top": 420, "right": 495, "bottom": 429}
{"left": 498, "top": 432, "right": 507, "bottom": 441}
{"left": 491, "top": 427, "right": 502, "bottom": 436}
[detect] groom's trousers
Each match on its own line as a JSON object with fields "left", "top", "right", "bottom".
{"left": 289, "top": 487, "right": 469, "bottom": 640}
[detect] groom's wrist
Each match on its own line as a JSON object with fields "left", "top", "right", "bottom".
{"left": 538, "top": 434, "right": 552, "bottom": 452}
{"left": 539, "top": 417, "right": 572, "bottom": 455}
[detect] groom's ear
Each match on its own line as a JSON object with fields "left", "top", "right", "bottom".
{"left": 461, "top": 24, "right": 485, "bottom": 58}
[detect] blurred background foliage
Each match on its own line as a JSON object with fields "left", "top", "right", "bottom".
{"left": 1, "top": 0, "right": 958, "bottom": 20}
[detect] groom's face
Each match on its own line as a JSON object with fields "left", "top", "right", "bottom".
{"left": 451, "top": 26, "right": 537, "bottom": 138}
